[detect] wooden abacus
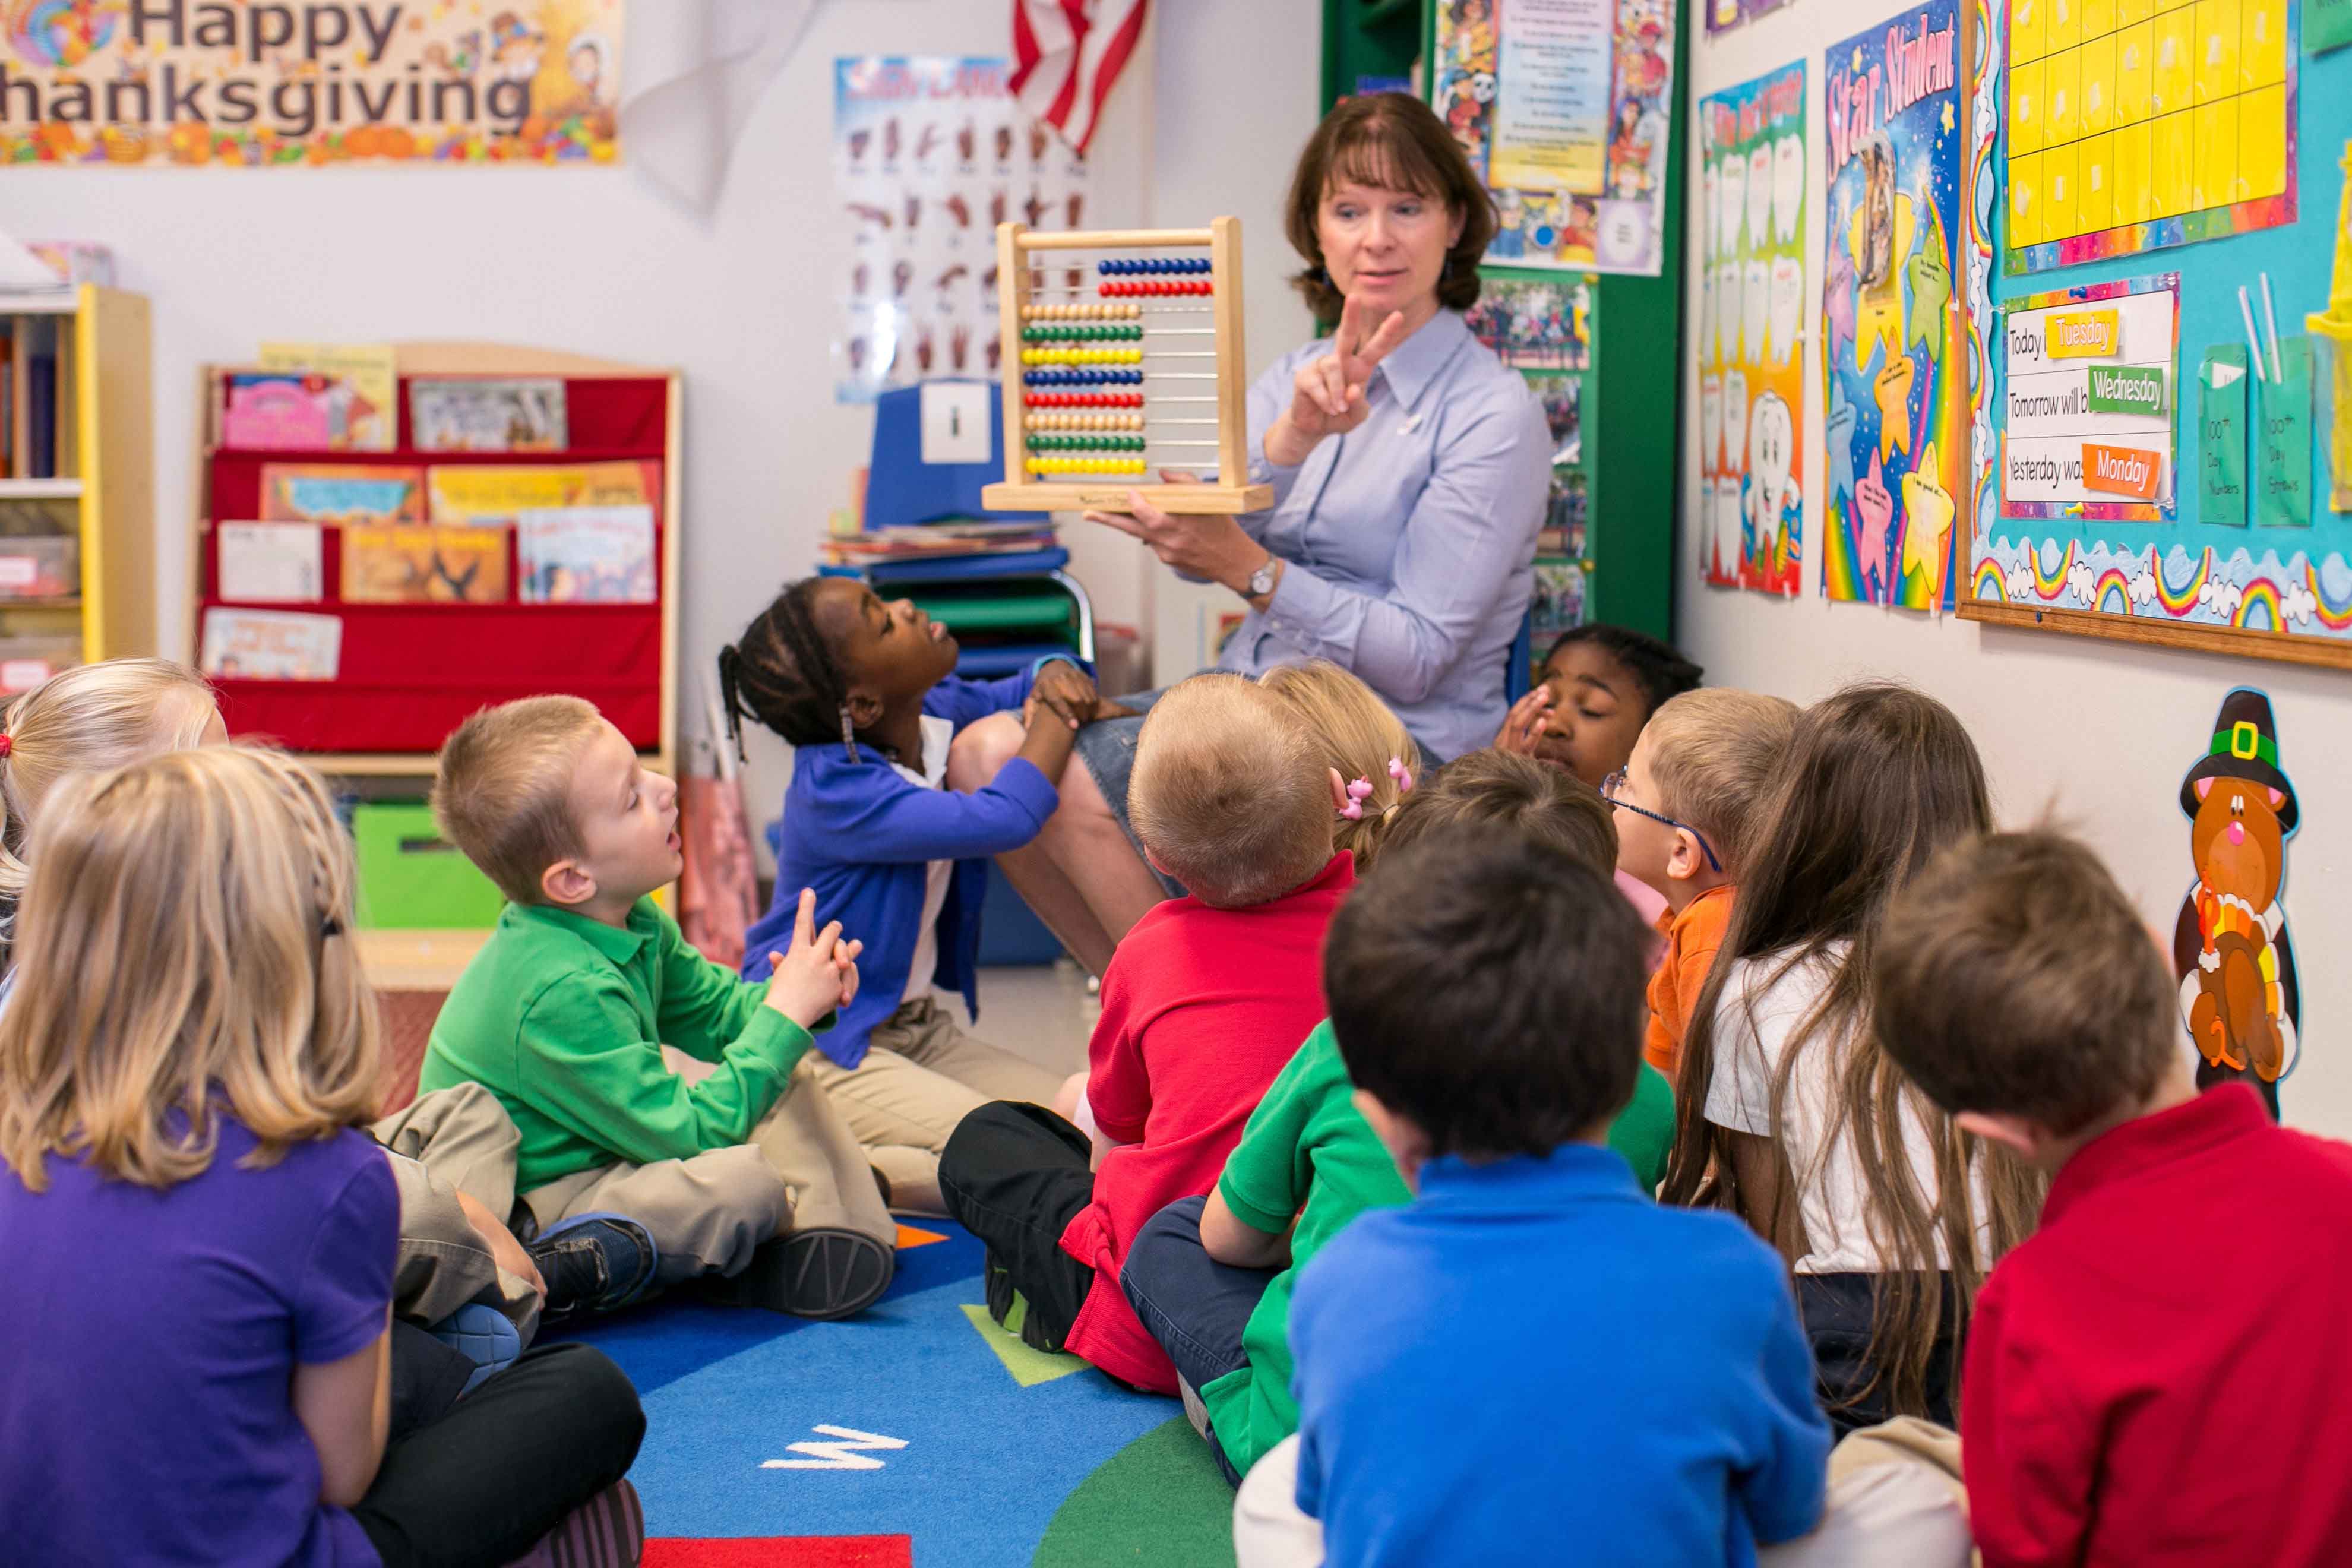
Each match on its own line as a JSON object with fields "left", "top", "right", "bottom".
{"left": 981, "top": 217, "right": 1273, "bottom": 516}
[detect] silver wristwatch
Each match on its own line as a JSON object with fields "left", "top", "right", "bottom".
{"left": 1247, "top": 558, "right": 1281, "bottom": 598}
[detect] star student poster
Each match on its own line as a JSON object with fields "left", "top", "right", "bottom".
{"left": 1819, "top": 2, "right": 1968, "bottom": 610}
{"left": 1697, "top": 61, "right": 1806, "bottom": 597}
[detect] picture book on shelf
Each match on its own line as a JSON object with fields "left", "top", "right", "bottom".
{"left": 216, "top": 522, "right": 324, "bottom": 603}
{"left": 256, "top": 344, "right": 396, "bottom": 451}
{"left": 342, "top": 523, "right": 510, "bottom": 604}
{"left": 259, "top": 463, "right": 426, "bottom": 526}
{"left": 200, "top": 608, "right": 341, "bottom": 681}
{"left": 519, "top": 505, "right": 655, "bottom": 603}
{"left": 428, "top": 461, "right": 653, "bottom": 526}
{"left": 410, "top": 379, "right": 568, "bottom": 453}
{"left": 221, "top": 372, "right": 385, "bottom": 453}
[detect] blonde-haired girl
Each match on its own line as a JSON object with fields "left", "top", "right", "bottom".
{"left": 1662, "top": 684, "right": 2046, "bottom": 1436}
{"left": 0, "top": 745, "right": 647, "bottom": 1567}
{"left": 1257, "top": 659, "right": 1422, "bottom": 874}
{"left": 0, "top": 656, "right": 220, "bottom": 962}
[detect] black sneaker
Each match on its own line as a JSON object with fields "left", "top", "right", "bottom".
{"left": 528, "top": 1213, "right": 659, "bottom": 1323}
{"left": 697, "top": 1227, "right": 894, "bottom": 1320}
{"left": 982, "top": 1250, "right": 1067, "bottom": 1353}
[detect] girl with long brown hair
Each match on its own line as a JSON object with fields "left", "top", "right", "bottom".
{"left": 1661, "top": 683, "right": 2046, "bottom": 1434}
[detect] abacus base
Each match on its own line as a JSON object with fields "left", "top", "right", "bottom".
{"left": 981, "top": 481, "right": 1275, "bottom": 515}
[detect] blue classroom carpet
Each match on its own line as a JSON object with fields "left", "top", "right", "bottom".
{"left": 558, "top": 1221, "right": 1240, "bottom": 1567}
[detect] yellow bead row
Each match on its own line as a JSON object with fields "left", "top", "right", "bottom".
{"left": 1022, "top": 302, "right": 1143, "bottom": 320}
{"left": 1024, "top": 412, "right": 1146, "bottom": 431}
{"left": 1020, "top": 346, "right": 1143, "bottom": 365}
{"left": 1026, "top": 456, "right": 1148, "bottom": 475}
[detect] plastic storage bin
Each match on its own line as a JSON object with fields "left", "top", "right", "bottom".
{"left": 0, "top": 535, "right": 80, "bottom": 601}
{"left": 353, "top": 801, "right": 507, "bottom": 929}
{"left": 0, "top": 637, "right": 80, "bottom": 694}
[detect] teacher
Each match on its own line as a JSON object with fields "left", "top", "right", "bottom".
{"left": 949, "top": 93, "right": 1550, "bottom": 973}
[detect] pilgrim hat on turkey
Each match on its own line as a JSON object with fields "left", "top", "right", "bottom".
{"left": 2179, "top": 687, "right": 2298, "bottom": 834}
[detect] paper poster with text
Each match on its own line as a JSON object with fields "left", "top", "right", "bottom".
{"left": 2002, "top": 275, "right": 2180, "bottom": 524}
{"left": 1820, "top": 1, "right": 1968, "bottom": 610}
{"left": 1697, "top": 60, "right": 1806, "bottom": 596}
{"left": 0, "top": 1, "right": 622, "bottom": 167}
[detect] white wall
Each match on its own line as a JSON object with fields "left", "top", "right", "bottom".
{"left": 0, "top": 0, "right": 1320, "bottom": 853}
{"left": 1681, "top": 8, "right": 2352, "bottom": 1135}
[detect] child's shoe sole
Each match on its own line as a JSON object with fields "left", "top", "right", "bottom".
{"left": 700, "top": 1228, "right": 895, "bottom": 1320}
{"left": 500, "top": 1477, "right": 644, "bottom": 1567}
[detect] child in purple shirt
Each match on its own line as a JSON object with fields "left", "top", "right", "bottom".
{"left": 0, "top": 747, "right": 646, "bottom": 1567}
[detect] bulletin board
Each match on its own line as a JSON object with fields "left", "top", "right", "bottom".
{"left": 1963, "top": 0, "right": 2352, "bottom": 668}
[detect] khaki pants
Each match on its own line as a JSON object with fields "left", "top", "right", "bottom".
{"left": 371, "top": 1082, "right": 542, "bottom": 1342}
{"left": 1233, "top": 1421, "right": 1975, "bottom": 1568}
{"left": 806, "top": 995, "right": 1066, "bottom": 1214}
{"left": 518, "top": 1055, "right": 894, "bottom": 1287}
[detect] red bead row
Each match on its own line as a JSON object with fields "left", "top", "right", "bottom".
{"left": 1025, "top": 391, "right": 1147, "bottom": 407}
{"left": 1098, "top": 280, "right": 1214, "bottom": 297}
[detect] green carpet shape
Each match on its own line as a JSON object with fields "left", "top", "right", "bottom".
{"left": 1030, "top": 1416, "right": 1239, "bottom": 1568}
{"left": 958, "top": 1302, "right": 1089, "bottom": 1388}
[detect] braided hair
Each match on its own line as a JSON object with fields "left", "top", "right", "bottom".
{"left": 719, "top": 577, "right": 864, "bottom": 764}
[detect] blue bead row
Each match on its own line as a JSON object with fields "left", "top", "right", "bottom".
{"left": 1097, "top": 257, "right": 1212, "bottom": 275}
{"left": 1022, "top": 368, "right": 1147, "bottom": 386}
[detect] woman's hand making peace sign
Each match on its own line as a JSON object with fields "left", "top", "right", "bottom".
{"left": 1263, "top": 294, "right": 1415, "bottom": 469}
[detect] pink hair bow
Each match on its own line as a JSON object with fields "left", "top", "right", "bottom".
{"left": 1388, "top": 757, "right": 1414, "bottom": 794}
{"left": 1341, "top": 776, "right": 1375, "bottom": 821}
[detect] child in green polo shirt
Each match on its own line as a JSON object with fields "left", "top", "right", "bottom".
{"left": 1118, "top": 748, "right": 1674, "bottom": 1483}
{"left": 416, "top": 695, "right": 897, "bottom": 1321}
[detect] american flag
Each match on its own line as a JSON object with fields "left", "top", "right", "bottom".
{"left": 1011, "top": 0, "right": 1149, "bottom": 157}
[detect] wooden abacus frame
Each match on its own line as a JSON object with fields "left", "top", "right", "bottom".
{"left": 982, "top": 217, "right": 1273, "bottom": 515}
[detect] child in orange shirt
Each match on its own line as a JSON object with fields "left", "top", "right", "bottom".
{"left": 1601, "top": 690, "right": 1796, "bottom": 1080}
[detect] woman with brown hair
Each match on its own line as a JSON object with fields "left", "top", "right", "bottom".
{"left": 953, "top": 93, "right": 1550, "bottom": 974}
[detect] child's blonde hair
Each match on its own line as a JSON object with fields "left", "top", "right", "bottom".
{"left": 1130, "top": 674, "right": 1333, "bottom": 908}
{"left": 432, "top": 695, "right": 606, "bottom": 904}
{"left": 1642, "top": 688, "right": 1800, "bottom": 877}
{"left": 0, "top": 658, "right": 217, "bottom": 953}
{"left": 0, "top": 746, "right": 380, "bottom": 1191}
{"left": 1257, "top": 660, "right": 1422, "bottom": 872}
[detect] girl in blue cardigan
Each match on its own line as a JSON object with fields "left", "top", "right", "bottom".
{"left": 720, "top": 576, "right": 1112, "bottom": 1214}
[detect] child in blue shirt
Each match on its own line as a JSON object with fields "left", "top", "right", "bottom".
{"left": 1236, "top": 827, "right": 1829, "bottom": 1568}
{"left": 721, "top": 575, "right": 1099, "bottom": 1213}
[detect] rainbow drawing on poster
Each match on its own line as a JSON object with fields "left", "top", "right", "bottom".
{"left": 1821, "top": 1, "right": 1970, "bottom": 610}
{"left": 1698, "top": 59, "right": 1807, "bottom": 596}
{"left": 2004, "top": 0, "right": 2298, "bottom": 274}
{"left": 1972, "top": 537, "right": 2352, "bottom": 641}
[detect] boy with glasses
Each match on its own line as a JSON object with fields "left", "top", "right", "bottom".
{"left": 1603, "top": 690, "right": 1798, "bottom": 1079}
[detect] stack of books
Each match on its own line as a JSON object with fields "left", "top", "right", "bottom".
{"left": 819, "top": 519, "right": 1059, "bottom": 567}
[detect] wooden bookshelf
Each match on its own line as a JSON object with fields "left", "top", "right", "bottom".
{"left": 0, "top": 286, "right": 156, "bottom": 681}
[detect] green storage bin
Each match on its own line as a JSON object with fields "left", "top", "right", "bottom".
{"left": 354, "top": 802, "right": 507, "bottom": 930}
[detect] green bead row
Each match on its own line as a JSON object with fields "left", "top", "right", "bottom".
{"left": 1020, "top": 323, "right": 1145, "bottom": 342}
{"left": 1027, "top": 433, "right": 1147, "bottom": 451}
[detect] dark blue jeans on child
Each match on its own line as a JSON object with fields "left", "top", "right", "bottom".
{"left": 1120, "top": 1195, "right": 1279, "bottom": 1486}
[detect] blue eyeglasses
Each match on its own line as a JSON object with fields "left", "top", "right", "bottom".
{"left": 1600, "top": 769, "right": 1722, "bottom": 874}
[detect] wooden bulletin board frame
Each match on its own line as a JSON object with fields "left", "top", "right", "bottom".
{"left": 1958, "top": 0, "right": 2352, "bottom": 669}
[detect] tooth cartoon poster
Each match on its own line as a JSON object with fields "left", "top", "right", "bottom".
{"left": 1697, "top": 61, "right": 1807, "bottom": 596}
{"left": 1821, "top": 1, "right": 1969, "bottom": 610}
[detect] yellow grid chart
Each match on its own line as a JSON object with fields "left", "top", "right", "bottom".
{"left": 2008, "top": 0, "right": 2290, "bottom": 245}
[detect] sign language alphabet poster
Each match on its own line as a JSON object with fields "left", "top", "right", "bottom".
{"left": 1821, "top": 1, "right": 1969, "bottom": 609}
{"left": 1697, "top": 61, "right": 1807, "bottom": 596}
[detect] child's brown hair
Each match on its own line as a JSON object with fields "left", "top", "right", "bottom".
{"left": 1129, "top": 674, "right": 1333, "bottom": 908}
{"left": 1257, "top": 660, "right": 1421, "bottom": 873}
{"left": 1874, "top": 829, "right": 2177, "bottom": 1134}
{"left": 1383, "top": 748, "right": 1617, "bottom": 878}
{"left": 431, "top": 695, "right": 606, "bottom": 904}
{"left": 1662, "top": 682, "right": 2043, "bottom": 1423}
{"left": 1642, "top": 688, "right": 1800, "bottom": 878}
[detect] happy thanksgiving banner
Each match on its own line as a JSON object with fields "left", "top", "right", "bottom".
{"left": 1, "top": 1, "right": 623, "bottom": 166}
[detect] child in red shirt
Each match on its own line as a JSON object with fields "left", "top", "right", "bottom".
{"left": 1872, "top": 829, "right": 2352, "bottom": 1568}
{"left": 940, "top": 674, "right": 1351, "bottom": 1391}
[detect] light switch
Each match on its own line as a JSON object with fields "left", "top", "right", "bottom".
{"left": 920, "top": 381, "right": 994, "bottom": 465}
